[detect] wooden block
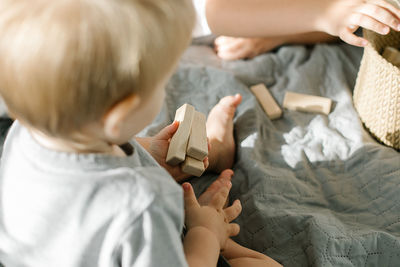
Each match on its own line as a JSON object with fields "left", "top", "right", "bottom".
{"left": 382, "top": 46, "right": 400, "bottom": 67}
{"left": 250, "top": 84, "right": 282, "bottom": 120}
{"left": 181, "top": 156, "right": 205, "bottom": 177}
{"left": 166, "top": 104, "right": 195, "bottom": 165}
{"left": 186, "top": 111, "right": 208, "bottom": 160}
{"left": 283, "top": 91, "right": 332, "bottom": 115}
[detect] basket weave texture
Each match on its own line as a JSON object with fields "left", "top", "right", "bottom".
{"left": 353, "top": 29, "right": 400, "bottom": 150}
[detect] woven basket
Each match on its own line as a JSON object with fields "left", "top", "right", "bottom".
{"left": 353, "top": 29, "right": 400, "bottom": 150}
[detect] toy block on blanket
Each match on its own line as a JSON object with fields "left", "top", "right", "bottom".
{"left": 186, "top": 111, "right": 208, "bottom": 160}
{"left": 181, "top": 156, "right": 205, "bottom": 177}
{"left": 382, "top": 46, "right": 400, "bottom": 67}
{"left": 250, "top": 84, "right": 282, "bottom": 120}
{"left": 166, "top": 104, "right": 195, "bottom": 165}
{"left": 283, "top": 91, "right": 332, "bottom": 115}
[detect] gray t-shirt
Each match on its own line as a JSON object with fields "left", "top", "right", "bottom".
{"left": 0, "top": 122, "right": 188, "bottom": 267}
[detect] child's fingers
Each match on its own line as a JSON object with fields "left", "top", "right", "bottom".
{"left": 218, "top": 169, "right": 234, "bottom": 180}
{"left": 340, "top": 27, "right": 368, "bottom": 47}
{"left": 355, "top": 3, "right": 400, "bottom": 31}
{"left": 210, "top": 186, "right": 230, "bottom": 210}
{"left": 155, "top": 121, "right": 179, "bottom": 140}
{"left": 228, "top": 223, "right": 240, "bottom": 237}
{"left": 182, "top": 183, "right": 200, "bottom": 209}
{"left": 224, "top": 199, "right": 242, "bottom": 222}
{"left": 203, "top": 156, "right": 209, "bottom": 170}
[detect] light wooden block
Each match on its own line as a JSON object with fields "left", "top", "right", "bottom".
{"left": 166, "top": 104, "right": 195, "bottom": 165}
{"left": 250, "top": 84, "right": 282, "bottom": 120}
{"left": 186, "top": 111, "right": 208, "bottom": 160}
{"left": 181, "top": 156, "right": 205, "bottom": 177}
{"left": 382, "top": 46, "right": 400, "bottom": 67}
{"left": 283, "top": 91, "right": 332, "bottom": 115}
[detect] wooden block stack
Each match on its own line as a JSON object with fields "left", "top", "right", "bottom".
{"left": 166, "top": 104, "right": 208, "bottom": 177}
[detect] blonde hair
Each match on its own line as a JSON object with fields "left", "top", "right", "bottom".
{"left": 0, "top": 0, "right": 195, "bottom": 136}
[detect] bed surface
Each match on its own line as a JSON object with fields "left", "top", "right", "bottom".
{"left": 141, "top": 42, "right": 400, "bottom": 266}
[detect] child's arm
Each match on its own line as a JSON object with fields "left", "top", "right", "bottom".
{"left": 222, "top": 239, "right": 283, "bottom": 267}
{"left": 196, "top": 175, "right": 283, "bottom": 267}
{"left": 183, "top": 227, "right": 221, "bottom": 266}
{"left": 206, "top": 0, "right": 400, "bottom": 47}
{"left": 182, "top": 182, "right": 242, "bottom": 267}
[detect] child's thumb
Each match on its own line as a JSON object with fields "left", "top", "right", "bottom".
{"left": 182, "top": 183, "right": 199, "bottom": 209}
{"left": 229, "top": 223, "right": 240, "bottom": 237}
{"left": 156, "top": 121, "right": 179, "bottom": 140}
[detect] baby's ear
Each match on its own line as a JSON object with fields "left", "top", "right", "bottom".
{"left": 102, "top": 93, "right": 141, "bottom": 140}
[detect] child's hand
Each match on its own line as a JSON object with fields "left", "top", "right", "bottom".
{"left": 214, "top": 36, "right": 283, "bottom": 60}
{"left": 317, "top": 0, "right": 400, "bottom": 47}
{"left": 183, "top": 182, "right": 241, "bottom": 251}
{"left": 142, "top": 122, "right": 209, "bottom": 182}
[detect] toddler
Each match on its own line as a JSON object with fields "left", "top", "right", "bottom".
{"left": 0, "top": 0, "right": 281, "bottom": 266}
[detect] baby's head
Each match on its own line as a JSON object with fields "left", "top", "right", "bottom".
{"left": 0, "top": 0, "right": 194, "bottom": 143}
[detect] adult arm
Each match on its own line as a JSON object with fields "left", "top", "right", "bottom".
{"left": 205, "top": 0, "right": 322, "bottom": 37}
{"left": 206, "top": 0, "right": 400, "bottom": 47}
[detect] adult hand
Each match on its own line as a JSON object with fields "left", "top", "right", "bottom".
{"left": 316, "top": 0, "right": 400, "bottom": 46}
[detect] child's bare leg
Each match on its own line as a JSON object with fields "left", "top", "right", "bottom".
{"left": 223, "top": 239, "right": 283, "bottom": 267}
{"left": 229, "top": 257, "right": 282, "bottom": 267}
{"left": 206, "top": 94, "right": 242, "bottom": 173}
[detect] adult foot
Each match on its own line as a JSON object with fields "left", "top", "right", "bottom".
{"left": 206, "top": 94, "right": 242, "bottom": 173}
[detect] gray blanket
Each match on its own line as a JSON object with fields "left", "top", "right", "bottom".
{"left": 140, "top": 42, "right": 400, "bottom": 267}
